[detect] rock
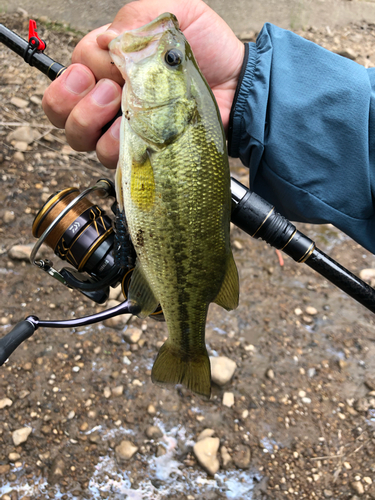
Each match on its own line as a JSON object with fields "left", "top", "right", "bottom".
{"left": 0, "top": 398, "right": 13, "bottom": 409}
{"left": 10, "top": 97, "right": 29, "bottom": 108}
{"left": 123, "top": 327, "right": 142, "bottom": 344}
{"left": 266, "top": 368, "right": 275, "bottom": 380}
{"left": 48, "top": 457, "right": 65, "bottom": 484}
{"left": 30, "top": 95, "right": 42, "bottom": 106}
{"left": 109, "top": 284, "right": 123, "bottom": 301}
{"left": 351, "top": 481, "right": 365, "bottom": 495}
{"left": 220, "top": 446, "right": 232, "bottom": 468}
{"left": 103, "top": 387, "right": 111, "bottom": 398}
{"left": 156, "top": 444, "right": 167, "bottom": 457}
{"left": 3, "top": 211, "right": 15, "bottom": 224}
{"left": 8, "top": 452, "right": 21, "bottom": 462}
{"left": 14, "top": 141, "right": 28, "bottom": 152}
{"left": 193, "top": 437, "right": 220, "bottom": 475}
{"left": 337, "top": 48, "right": 357, "bottom": 60}
{"left": 223, "top": 392, "right": 235, "bottom": 408}
{"left": 305, "top": 306, "right": 318, "bottom": 315}
{"left": 197, "top": 428, "right": 215, "bottom": 441}
{"left": 210, "top": 356, "right": 236, "bottom": 386}
{"left": 365, "top": 377, "right": 375, "bottom": 391}
{"left": 115, "top": 440, "right": 138, "bottom": 461}
{"left": 0, "top": 464, "right": 10, "bottom": 474}
{"left": 359, "top": 268, "right": 375, "bottom": 286}
{"left": 112, "top": 385, "right": 124, "bottom": 397}
{"left": 12, "top": 151, "right": 25, "bottom": 163}
{"left": 12, "top": 427, "right": 32, "bottom": 446}
{"left": 104, "top": 313, "right": 132, "bottom": 329}
{"left": 145, "top": 425, "right": 163, "bottom": 439}
{"left": 7, "top": 126, "right": 38, "bottom": 144}
{"left": 147, "top": 404, "right": 156, "bottom": 415}
{"left": 8, "top": 244, "right": 33, "bottom": 261}
{"left": 233, "top": 444, "right": 251, "bottom": 469}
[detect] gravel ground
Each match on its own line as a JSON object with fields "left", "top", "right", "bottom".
{"left": 1, "top": 11, "right": 375, "bottom": 500}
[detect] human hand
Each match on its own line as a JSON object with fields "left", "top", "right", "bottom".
{"left": 42, "top": 0, "right": 245, "bottom": 168}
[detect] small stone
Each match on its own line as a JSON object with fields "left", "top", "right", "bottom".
{"left": 12, "top": 151, "right": 25, "bottom": 163}
{"left": 12, "top": 427, "right": 32, "bottom": 446}
{"left": 220, "top": 446, "right": 232, "bottom": 468}
{"left": 67, "top": 411, "right": 75, "bottom": 419}
{"left": 156, "top": 444, "right": 167, "bottom": 457}
{"left": 123, "top": 327, "right": 142, "bottom": 344}
{"left": 305, "top": 306, "right": 318, "bottom": 315}
{"left": 23, "top": 362, "right": 32, "bottom": 371}
{"left": 365, "top": 377, "right": 375, "bottom": 391}
{"left": 147, "top": 404, "right": 156, "bottom": 415}
{"left": 210, "top": 356, "right": 236, "bottom": 386}
{"left": 104, "top": 314, "right": 132, "bottom": 329}
{"left": 30, "top": 95, "right": 42, "bottom": 106}
{"left": 359, "top": 268, "right": 375, "bottom": 286}
{"left": 103, "top": 387, "right": 111, "bottom": 398}
{"left": 109, "top": 284, "right": 123, "bottom": 301}
{"left": 112, "top": 385, "right": 124, "bottom": 397}
{"left": 337, "top": 48, "right": 357, "bottom": 60}
{"left": 350, "top": 481, "right": 365, "bottom": 495}
{"left": 294, "top": 307, "right": 303, "bottom": 316}
{"left": 145, "top": 426, "right": 163, "bottom": 439}
{"left": 3, "top": 211, "right": 15, "bottom": 224}
{"left": 197, "top": 429, "right": 215, "bottom": 441}
{"left": 232, "top": 444, "right": 251, "bottom": 469}
{"left": 8, "top": 244, "right": 34, "bottom": 261}
{"left": 323, "top": 490, "right": 333, "bottom": 497}
{"left": 302, "top": 397, "right": 312, "bottom": 405}
{"left": 298, "top": 390, "right": 306, "bottom": 398}
{"left": 266, "top": 368, "right": 275, "bottom": 380}
{"left": 80, "top": 422, "right": 88, "bottom": 431}
{"left": 0, "top": 398, "right": 13, "bottom": 409}
{"left": 10, "top": 97, "right": 28, "bottom": 108}
{"left": 14, "top": 141, "right": 28, "bottom": 151}
{"left": 8, "top": 452, "right": 21, "bottom": 462}
{"left": 222, "top": 392, "right": 235, "bottom": 408}
{"left": 302, "top": 315, "right": 314, "bottom": 324}
{"left": 48, "top": 457, "right": 65, "bottom": 484}
{"left": 193, "top": 437, "right": 220, "bottom": 475}
{"left": 7, "top": 126, "right": 38, "bottom": 144}
{"left": 363, "top": 477, "right": 372, "bottom": 484}
{"left": 0, "top": 464, "right": 10, "bottom": 474}
{"left": 19, "top": 390, "right": 30, "bottom": 399}
{"left": 115, "top": 440, "right": 138, "bottom": 461}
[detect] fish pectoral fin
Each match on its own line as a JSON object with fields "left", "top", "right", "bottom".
{"left": 115, "top": 163, "right": 124, "bottom": 212}
{"left": 151, "top": 342, "right": 211, "bottom": 398}
{"left": 127, "top": 261, "right": 159, "bottom": 318}
{"left": 213, "top": 251, "right": 239, "bottom": 311}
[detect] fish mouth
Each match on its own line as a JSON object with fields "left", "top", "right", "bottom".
{"left": 109, "top": 13, "right": 180, "bottom": 77}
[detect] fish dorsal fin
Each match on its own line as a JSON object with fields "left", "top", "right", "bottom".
{"left": 128, "top": 260, "right": 159, "bottom": 318}
{"left": 213, "top": 251, "right": 239, "bottom": 311}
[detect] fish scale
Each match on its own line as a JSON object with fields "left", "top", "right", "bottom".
{"left": 109, "top": 13, "right": 239, "bottom": 397}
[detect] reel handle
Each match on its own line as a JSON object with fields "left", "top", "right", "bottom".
{"left": 0, "top": 319, "right": 37, "bottom": 366}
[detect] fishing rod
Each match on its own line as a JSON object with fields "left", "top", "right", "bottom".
{"left": 1, "top": 20, "right": 375, "bottom": 366}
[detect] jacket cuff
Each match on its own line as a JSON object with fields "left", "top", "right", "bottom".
{"left": 227, "top": 42, "right": 257, "bottom": 158}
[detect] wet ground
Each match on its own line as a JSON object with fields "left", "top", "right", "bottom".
{"left": 1, "top": 11, "right": 375, "bottom": 500}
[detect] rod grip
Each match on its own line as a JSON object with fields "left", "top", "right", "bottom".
{"left": 0, "top": 320, "right": 36, "bottom": 366}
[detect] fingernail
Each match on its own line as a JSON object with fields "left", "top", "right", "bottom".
{"left": 110, "top": 118, "right": 121, "bottom": 140}
{"left": 92, "top": 79, "right": 119, "bottom": 106}
{"left": 65, "top": 66, "right": 93, "bottom": 95}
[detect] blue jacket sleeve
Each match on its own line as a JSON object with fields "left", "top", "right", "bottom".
{"left": 228, "top": 23, "right": 375, "bottom": 254}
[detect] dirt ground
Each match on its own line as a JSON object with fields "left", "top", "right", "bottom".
{"left": 1, "top": 11, "right": 375, "bottom": 500}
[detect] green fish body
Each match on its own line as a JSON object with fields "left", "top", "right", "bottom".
{"left": 109, "top": 13, "right": 239, "bottom": 397}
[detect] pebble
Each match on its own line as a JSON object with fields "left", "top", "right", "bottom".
{"left": 0, "top": 464, "right": 10, "bottom": 474}
{"left": 365, "top": 377, "right": 375, "bottom": 391}
{"left": 145, "top": 425, "right": 163, "bottom": 439}
{"left": 193, "top": 437, "right": 220, "bottom": 475}
{"left": 305, "top": 306, "right": 318, "bottom": 315}
{"left": 7, "top": 126, "right": 38, "bottom": 144}
{"left": 3, "top": 211, "right": 15, "bottom": 224}
{"left": 115, "top": 440, "right": 138, "bottom": 461}
{"left": 222, "top": 392, "right": 235, "bottom": 408}
{"left": 323, "top": 489, "right": 333, "bottom": 497}
{"left": 112, "top": 385, "right": 124, "bottom": 397}
{"left": 104, "top": 313, "right": 132, "bottom": 330}
{"left": 220, "top": 446, "right": 232, "bottom": 468}
{"left": 233, "top": 444, "right": 251, "bottom": 469}
{"left": 337, "top": 48, "right": 357, "bottom": 60}
{"left": 266, "top": 368, "right": 275, "bottom": 380}
{"left": 359, "top": 268, "right": 375, "bottom": 286}
{"left": 12, "top": 427, "right": 32, "bottom": 446}
{"left": 67, "top": 411, "right": 75, "bottom": 419}
{"left": 109, "top": 284, "right": 123, "bottom": 301}
{"left": 8, "top": 452, "right": 21, "bottom": 462}
{"left": 10, "top": 96, "right": 29, "bottom": 108}
{"left": 8, "top": 244, "right": 33, "bottom": 261}
{"left": 103, "top": 387, "right": 111, "bottom": 398}
{"left": 14, "top": 141, "right": 29, "bottom": 151}
{"left": 123, "top": 327, "right": 142, "bottom": 344}
{"left": 350, "top": 481, "right": 365, "bottom": 495}
{"left": 0, "top": 398, "right": 13, "bottom": 409}
{"left": 197, "top": 429, "right": 215, "bottom": 441}
{"left": 147, "top": 404, "right": 156, "bottom": 415}
{"left": 210, "top": 356, "right": 236, "bottom": 385}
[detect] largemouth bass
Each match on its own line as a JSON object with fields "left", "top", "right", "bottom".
{"left": 109, "top": 13, "right": 239, "bottom": 397}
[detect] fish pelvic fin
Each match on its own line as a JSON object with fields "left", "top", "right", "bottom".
{"left": 128, "top": 260, "right": 159, "bottom": 318}
{"left": 151, "top": 342, "right": 211, "bottom": 398}
{"left": 214, "top": 251, "right": 239, "bottom": 311}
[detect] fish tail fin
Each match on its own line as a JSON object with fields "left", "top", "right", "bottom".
{"left": 151, "top": 342, "right": 211, "bottom": 398}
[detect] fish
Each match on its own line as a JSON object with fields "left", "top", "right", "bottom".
{"left": 109, "top": 13, "right": 239, "bottom": 398}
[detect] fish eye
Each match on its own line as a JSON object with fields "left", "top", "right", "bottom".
{"left": 165, "top": 49, "right": 183, "bottom": 67}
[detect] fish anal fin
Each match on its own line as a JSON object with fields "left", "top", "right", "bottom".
{"left": 214, "top": 251, "right": 239, "bottom": 311}
{"left": 151, "top": 342, "right": 211, "bottom": 398}
{"left": 128, "top": 261, "right": 158, "bottom": 318}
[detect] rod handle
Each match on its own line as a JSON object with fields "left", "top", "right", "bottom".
{"left": 0, "top": 320, "right": 37, "bottom": 366}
